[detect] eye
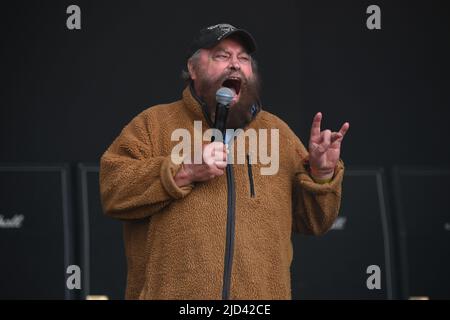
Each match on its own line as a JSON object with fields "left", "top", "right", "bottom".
{"left": 214, "top": 53, "right": 229, "bottom": 60}
{"left": 239, "top": 55, "right": 250, "bottom": 62}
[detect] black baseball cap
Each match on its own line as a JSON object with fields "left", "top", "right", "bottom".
{"left": 187, "top": 23, "right": 257, "bottom": 59}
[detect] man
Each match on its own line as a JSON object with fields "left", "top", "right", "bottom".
{"left": 99, "top": 23, "right": 349, "bottom": 300}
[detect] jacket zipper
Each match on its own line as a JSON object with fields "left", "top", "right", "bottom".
{"left": 222, "top": 163, "right": 236, "bottom": 300}
{"left": 192, "top": 84, "right": 237, "bottom": 300}
{"left": 246, "top": 153, "right": 255, "bottom": 198}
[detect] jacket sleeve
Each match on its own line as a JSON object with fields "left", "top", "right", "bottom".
{"left": 290, "top": 136, "right": 345, "bottom": 235}
{"left": 99, "top": 111, "right": 194, "bottom": 221}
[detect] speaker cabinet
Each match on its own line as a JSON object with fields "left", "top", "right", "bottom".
{"left": 0, "top": 164, "right": 74, "bottom": 299}
{"left": 392, "top": 167, "right": 450, "bottom": 300}
{"left": 291, "top": 168, "right": 397, "bottom": 299}
{"left": 78, "top": 164, "right": 126, "bottom": 300}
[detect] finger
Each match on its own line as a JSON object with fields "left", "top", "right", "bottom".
{"left": 204, "top": 143, "right": 226, "bottom": 163}
{"left": 212, "top": 144, "right": 227, "bottom": 159}
{"left": 205, "top": 142, "right": 225, "bottom": 155}
{"left": 206, "top": 161, "right": 224, "bottom": 173}
{"left": 203, "top": 150, "right": 217, "bottom": 165}
{"left": 203, "top": 143, "right": 214, "bottom": 162}
{"left": 319, "top": 129, "right": 331, "bottom": 152}
{"left": 213, "top": 150, "right": 227, "bottom": 162}
{"left": 330, "top": 132, "right": 343, "bottom": 144}
{"left": 211, "top": 141, "right": 226, "bottom": 151}
{"left": 338, "top": 122, "right": 350, "bottom": 137}
{"left": 215, "top": 160, "right": 228, "bottom": 169}
{"left": 211, "top": 167, "right": 224, "bottom": 177}
{"left": 204, "top": 156, "right": 215, "bottom": 165}
{"left": 310, "top": 112, "right": 322, "bottom": 140}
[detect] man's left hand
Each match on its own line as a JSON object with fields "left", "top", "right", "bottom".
{"left": 308, "top": 112, "right": 350, "bottom": 180}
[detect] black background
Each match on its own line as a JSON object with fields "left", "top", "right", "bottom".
{"left": 1, "top": 0, "right": 449, "bottom": 166}
{"left": 1, "top": 0, "right": 449, "bottom": 300}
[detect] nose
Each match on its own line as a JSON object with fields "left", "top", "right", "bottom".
{"left": 229, "top": 55, "right": 240, "bottom": 71}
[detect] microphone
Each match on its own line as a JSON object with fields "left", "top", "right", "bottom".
{"left": 213, "top": 87, "right": 235, "bottom": 142}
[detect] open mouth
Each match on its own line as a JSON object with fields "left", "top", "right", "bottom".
{"left": 222, "top": 77, "right": 242, "bottom": 96}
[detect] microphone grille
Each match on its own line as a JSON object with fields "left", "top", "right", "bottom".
{"left": 216, "top": 87, "right": 235, "bottom": 105}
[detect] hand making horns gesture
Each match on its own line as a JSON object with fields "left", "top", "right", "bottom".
{"left": 308, "top": 112, "right": 350, "bottom": 179}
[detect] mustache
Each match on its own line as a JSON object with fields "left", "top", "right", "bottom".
{"left": 214, "top": 70, "right": 249, "bottom": 87}
{"left": 194, "top": 66, "right": 261, "bottom": 130}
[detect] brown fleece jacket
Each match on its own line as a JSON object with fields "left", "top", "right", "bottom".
{"left": 99, "top": 86, "right": 345, "bottom": 300}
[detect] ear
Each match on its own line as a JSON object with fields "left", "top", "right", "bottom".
{"left": 187, "top": 59, "right": 197, "bottom": 80}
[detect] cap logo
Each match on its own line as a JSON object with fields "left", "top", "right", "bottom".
{"left": 207, "top": 23, "right": 236, "bottom": 39}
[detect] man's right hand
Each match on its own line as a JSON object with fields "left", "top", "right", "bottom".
{"left": 174, "top": 142, "right": 229, "bottom": 187}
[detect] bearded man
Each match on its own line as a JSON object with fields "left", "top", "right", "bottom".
{"left": 99, "top": 23, "right": 350, "bottom": 300}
